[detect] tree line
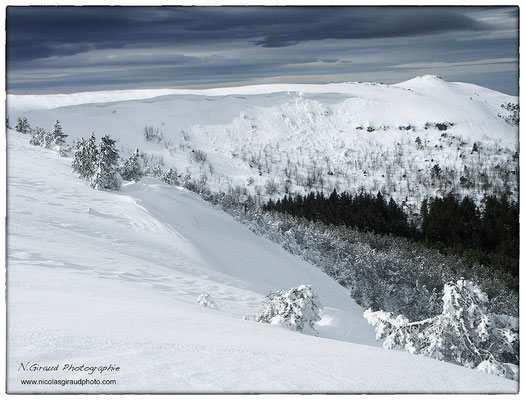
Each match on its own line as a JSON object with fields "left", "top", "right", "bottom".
{"left": 264, "top": 190, "right": 413, "bottom": 237}
{"left": 420, "top": 193, "right": 518, "bottom": 277}
{"left": 263, "top": 190, "right": 518, "bottom": 278}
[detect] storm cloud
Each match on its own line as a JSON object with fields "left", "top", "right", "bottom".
{"left": 6, "top": 6, "right": 519, "bottom": 95}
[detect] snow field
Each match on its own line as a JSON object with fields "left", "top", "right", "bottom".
{"left": 6, "top": 76, "right": 519, "bottom": 393}
{"left": 6, "top": 131, "right": 517, "bottom": 393}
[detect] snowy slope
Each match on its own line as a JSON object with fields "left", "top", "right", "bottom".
{"left": 7, "top": 76, "right": 518, "bottom": 213}
{"left": 6, "top": 130, "right": 517, "bottom": 393}
{"left": 8, "top": 76, "right": 517, "bottom": 144}
{"left": 8, "top": 76, "right": 517, "bottom": 146}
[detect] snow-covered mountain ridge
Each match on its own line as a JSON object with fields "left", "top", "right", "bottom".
{"left": 7, "top": 130, "right": 517, "bottom": 392}
{"left": 8, "top": 76, "right": 519, "bottom": 213}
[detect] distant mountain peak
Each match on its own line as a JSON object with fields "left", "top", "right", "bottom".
{"left": 413, "top": 74, "right": 442, "bottom": 80}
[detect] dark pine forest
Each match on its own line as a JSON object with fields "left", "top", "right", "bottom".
{"left": 264, "top": 190, "right": 518, "bottom": 279}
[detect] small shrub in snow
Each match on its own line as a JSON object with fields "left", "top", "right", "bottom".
{"left": 477, "top": 360, "right": 518, "bottom": 381}
{"left": 190, "top": 149, "right": 207, "bottom": 164}
{"left": 197, "top": 293, "right": 218, "bottom": 309}
{"left": 434, "top": 122, "right": 449, "bottom": 131}
{"left": 42, "top": 130, "right": 55, "bottom": 149}
{"left": 15, "top": 117, "right": 31, "bottom": 134}
{"left": 364, "top": 279, "right": 518, "bottom": 380}
{"left": 120, "top": 149, "right": 144, "bottom": 182}
{"left": 144, "top": 126, "right": 164, "bottom": 143}
{"left": 181, "top": 130, "right": 191, "bottom": 141}
{"left": 255, "top": 285, "right": 322, "bottom": 336}
{"left": 184, "top": 175, "right": 211, "bottom": 196}
{"left": 143, "top": 164, "right": 164, "bottom": 178}
{"left": 430, "top": 164, "right": 442, "bottom": 180}
{"left": 90, "top": 135, "right": 122, "bottom": 191}
{"left": 57, "top": 143, "right": 73, "bottom": 157}
{"left": 28, "top": 124, "right": 66, "bottom": 150}
{"left": 160, "top": 168, "right": 178, "bottom": 185}
{"left": 264, "top": 178, "right": 279, "bottom": 195}
{"left": 29, "top": 127, "right": 47, "bottom": 146}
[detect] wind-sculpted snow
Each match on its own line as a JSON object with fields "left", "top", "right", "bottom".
{"left": 6, "top": 131, "right": 517, "bottom": 392}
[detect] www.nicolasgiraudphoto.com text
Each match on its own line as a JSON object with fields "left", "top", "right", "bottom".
{"left": 17, "top": 362, "right": 120, "bottom": 388}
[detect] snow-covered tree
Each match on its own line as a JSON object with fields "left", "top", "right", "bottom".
{"left": 160, "top": 168, "right": 178, "bottom": 185}
{"left": 90, "top": 135, "right": 122, "bottom": 191}
{"left": 72, "top": 138, "right": 88, "bottom": 175}
{"left": 42, "top": 128, "right": 55, "bottom": 148}
{"left": 255, "top": 285, "right": 322, "bottom": 336}
{"left": 120, "top": 149, "right": 144, "bottom": 182}
{"left": 477, "top": 359, "right": 518, "bottom": 381}
{"left": 72, "top": 133, "right": 98, "bottom": 179}
{"left": 57, "top": 143, "right": 73, "bottom": 157}
{"left": 144, "top": 164, "right": 163, "bottom": 179}
{"left": 29, "top": 127, "right": 47, "bottom": 146}
{"left": 197, "top": 293, "right": 218, "bottom": 309}
{"left": 14, "top": 117, "right": 31, "bottom": 134}
{"left": 48, "top": 120, "right": 68, "bottom": 148}
{"left": 364, "top": 279, "right": 518, "bottom": 380}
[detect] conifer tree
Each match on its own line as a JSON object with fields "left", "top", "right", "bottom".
{"left": 120, "top": 149, "right": 143, "bottom": 182}
{"left": 72, "top": 133, "right": 98, "bottom": 179}
{"left": 49, "top": 120, "right": 68, "bottom": 147}
{"left": 42, "top": 129, "right": 54, "bottom": 148}
{"left": 160, "top": 168, "right": 178, "bottom": 185}
{"left": 29, "top": 127, "right": 47, "bottom": 146}
{"left": 364, "top": 279, "right": 518, "bottom": 379}
{"left": 197, "top": 293, "right": 219, "bottom": 309}
{"left": 90, "top": 135, "right": 121, "bottom": 191}
{"left": 431, "top": 164, "right": 442, "bottom": 180}
{"left": 14, "top": 117, "right": 31, "bottom": 134}
{"left": 72, "top": 137, "right": 87, "bottom": 174}
{"left": 255, "top": 285, "right": 322, "bottom": 336}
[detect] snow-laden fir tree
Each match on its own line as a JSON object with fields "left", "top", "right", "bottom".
{"left": 14, "top": 117, "right": 31, "bottom": 134}
{"left": 364, "top": 279, "right": 518, "bottom": 380}
{"left": 197, "top": 293, "right": 218, "bottom": 309}
{"left": 120, "top": 149, "right": 143, "bottom": 182}
{"left": 29, "top": 127, "right": 47, "bottom": 146}
{"left": 48, "top": 120, "right": 68, "bottom": 148}
{"left": 72, "top": 133, "right": 98, "bottom": 179}
{"left": 255, "top": 285, "right": 322, "bottom": 336}
{"left": 90, "top": 135, "right": 122, "bottom": 191}
{"left": 144, "top": 164, "right": 164, "bottom": 179}
{"left": 42, "top": 128, "right": 55, "bottom": 148}
{"left": 56, "top": 143, "right": 72, "bottom": 157}
{"left": 72, "top": 138, "right": 89, "bottom": 175}
{"left": 160, "top": 168, "right": 178, "bottom": 185}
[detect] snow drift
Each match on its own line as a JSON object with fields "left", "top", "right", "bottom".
{"left": 6, "top": 128, "right": 517, "bottom": 393}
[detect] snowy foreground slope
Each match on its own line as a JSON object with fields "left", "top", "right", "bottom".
{"left": 8, "top": 76, "right": 519, "bottom": 212}
{"left": 6, "top": 131, "right": 517, "bottom": 393}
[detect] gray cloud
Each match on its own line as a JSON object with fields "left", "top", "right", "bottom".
{"left": 6, "top": 6, "right": 519, "bottom": 95}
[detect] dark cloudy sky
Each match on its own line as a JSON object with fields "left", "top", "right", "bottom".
{"left": 6, "top": 6, "right": 519, "bottom": 95}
